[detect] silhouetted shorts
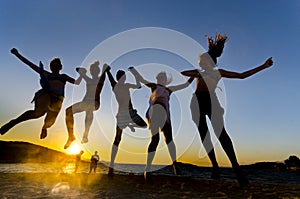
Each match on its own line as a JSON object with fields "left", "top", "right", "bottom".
{"left": 116, "top": 109, "right": 147, "bottom": 129}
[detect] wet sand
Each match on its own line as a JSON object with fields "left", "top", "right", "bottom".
{"left": 0, "top": 173, "right": 299, "bottom": 198}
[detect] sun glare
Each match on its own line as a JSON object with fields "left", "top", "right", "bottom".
{"left": 67, "top": 143, "right": 82, "bottom": 155}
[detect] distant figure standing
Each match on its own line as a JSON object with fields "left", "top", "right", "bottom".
{"left": 64, "top": 61, "right": 108, "bottom": 149}
{"left": 105, "top": 65, "right": 147, "bottom": 177}
{"left": 89, "top": 151, "right": 100, "bottom": 174}
{"left": 74, "top": 150, "right": 84, "bottom": 173}
{"left": 181, "top": 33, "right": 273, "bottom": 187}
{"left": 0, "top": 48, "right": 79, "bottom": 138}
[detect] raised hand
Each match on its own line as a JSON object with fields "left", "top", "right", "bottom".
{"left": 103, "top": 64, "right": 111, "bottom": 72}
{"left": 263, "top": 57, "right": 273, "bottom": 68}
{"left": 10, "top": 48, "right": 18, "bottom": 55}
{"left": 39, "top": 61, "right": 44, "bottom": 69}
{"left": 76, "top": 67, "right": 87, "bottom": 75}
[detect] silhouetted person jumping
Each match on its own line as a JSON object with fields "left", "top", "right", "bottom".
{"left": 130, "top": 67, "right": 194, "bottom": 181}
{"left": 181, "top": 33, "right": 273, "bottom": 187}
{"left": 64, "top": 61, "right": 108, "bottom": 149}
{"left": 106, "top": 65, "right": 147, "bottom": 177}
{"left": 0, "top": 48, "right": 79, "bottom": 138}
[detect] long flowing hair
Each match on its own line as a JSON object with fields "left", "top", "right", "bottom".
{"left": 205, "top": 32, "right": 228, "bottom": 64}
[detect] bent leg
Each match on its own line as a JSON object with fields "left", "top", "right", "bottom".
{"left": 0, "top": 93, "right": 49, "bottom": 135}
{"left": 130, "top": 110, "right": 147, "bottom": 128}
{"left": 0, "top": 110, "right": 46, "bottom": 135}
{"left": 82, "top": 110, "right": 94, "bottom": 143}
{"left": 64, "top": 102, "right": 85, "bottom": 149}
{"left": 41, "top": 110, "right": 59, "bottom": 139}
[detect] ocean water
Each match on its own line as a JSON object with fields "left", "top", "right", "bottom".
{"left": 0, "top": 162, "right": 299, "bottom": 184}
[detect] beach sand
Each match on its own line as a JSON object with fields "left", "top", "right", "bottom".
{"left": 0, "top": 173, "right": 299, "bottom": 199}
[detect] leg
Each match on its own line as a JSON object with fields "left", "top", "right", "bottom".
{"left": 64, "top": 102, "right": 85, "bottom": 149}
{"left": 162, "top": 123, "right": 180, "bottom": 175}
{"left": 197, "top": 114, "right": 220, "bottom": 179}
{"left": 0, "top": 93, "right": 49, "bottom": 135}
{"left": 40, "top": 110, "right": 59, "bottom": 139}
{"left": 144, "top": 130, "right": 159, "bottom": 181}
{"left": 127, "top": 111, "right": 147, "bottom": 132}
{"left": 130, "top": 109, "right": 147, "bottom": 128}
{"left": 217, "top": 127, "right": 249, "bottom": 186}
{"left": 89, "top": 164, "right": 93, "bottom": 174}
{"left": 0, "top": 110, "right": 46, "bottom": 135}
{"left": 210, "top": 104, "right": 249, "bottom": 186}
{"left": 108, "top": 125, "right": 123, "bottom": 177}
{"left": 81, "top": 110, "right": 94, "bottom": 143}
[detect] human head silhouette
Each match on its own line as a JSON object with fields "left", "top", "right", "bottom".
{"left": 50, "top": 58, "right": 62, "bottom": 74}
{"left": 116, "top": 70, "right": 126, "bottom": 82}
{"left": 205, "top": 32, "right": 228, "bottom": 64}
{"left": 156, "top": 71, "right": 172, "bottom": 86}
{"left": 198, "top": 52, "right": 216, "bottom": 71}
{"left": 90, "top": 61, "right": 100, "bottom": 78}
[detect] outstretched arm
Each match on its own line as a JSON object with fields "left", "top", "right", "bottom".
{"left": 105, "top": 65, "right": 117, "bottom": 88}
{"left": 128, "top": 66, "right": 150, "bottom": 85}
{"left": 168, "top": 77, "right": 194, "bottom": 92}
{"left": 62, "top": 74, "right": 76, "bottom": 84}
{"left": 11, "top": 48, "right": 48, "bottom": 75}
{"left": 181, "top": 69, "right": 200, "bottom": 78}
{"left": 220, "top": 57, "right": 273, "bottom": 79}
{"left": 98, "top": 64, "right": 109, "bottom": 85}
{"left": 128, "top": 67, "right": 141, "bottom": 89}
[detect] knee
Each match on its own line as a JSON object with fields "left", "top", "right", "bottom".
{"left": 165, "top": 136, "right": 173, "bottom": 144}
{"left": 149, "top": 135, "right": 159, "bottom": 151}
{"left": 44, "top": 119, "right": 56, "bottom": 128}
{"left": 66, "top": 107, "right": 73, "bottom": 116}
{"left": 198, "top": 124, "right": 208, "bottom": 137}
{"left": 34, "top": 110, "right": 46, "bottom": 118}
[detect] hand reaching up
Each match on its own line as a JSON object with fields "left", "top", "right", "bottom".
{"left": 76, "top": 67, "right": 87, "bottom": 75}
{"left": 263, "top": 57, "right": 273, "bottom": 68}
{"left": 103, "top": 64, "right": 111, "bottom": 72}
{"left": 10, "top": 48, "right": 19, "bottom": 55}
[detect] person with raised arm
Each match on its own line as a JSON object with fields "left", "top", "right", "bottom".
{"left": 130, "top": 67, "right": 194, "bottom": 181}
{"left": 0, "top": 48, "right": 80, "bottom": 139}
{"left": 181, "top": 33, "right": 273, "bottom": 187}
{"left": 64, "top": 61, "right": 108, "bottom": 149}
{"left": 106, "top": 65, "right": 147, "bottom": 177}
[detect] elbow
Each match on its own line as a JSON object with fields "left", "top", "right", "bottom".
{"left": 181, "top": 72, "right": 187, "bottom": 76}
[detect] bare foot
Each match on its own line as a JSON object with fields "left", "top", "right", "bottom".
{"left": 144, "top": 171, "right": 152, "bottom": 182}
{"left": 108, "top": 168, "right": 114, "bottom": 178}
{"left": 64, "top": 136, "right": 75, "bottom": 149}
{"left": 81, "top": 137, "right": 88, "bottom": 144}
{"left": 40, "top": 129, "right": 47, "bottom": 139}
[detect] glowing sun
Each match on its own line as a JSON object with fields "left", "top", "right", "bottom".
{"left": 67, "top": 143, "right": 82, "bottom": 155}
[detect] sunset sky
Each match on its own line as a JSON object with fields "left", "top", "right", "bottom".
{"left": 0, "top": 0, "right": 299, "bottom": 167}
